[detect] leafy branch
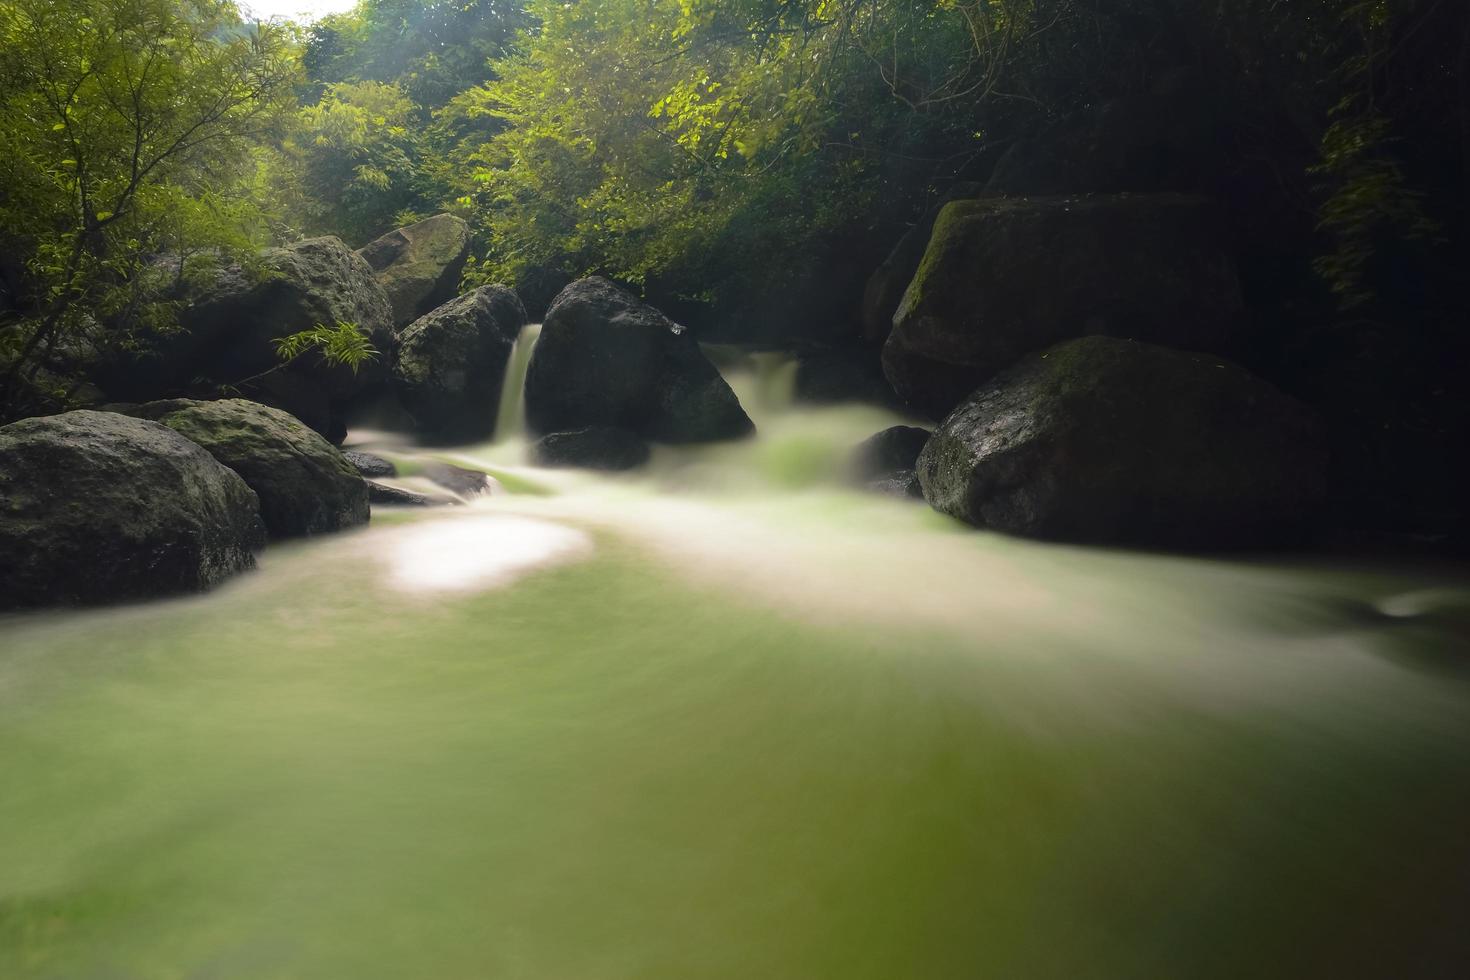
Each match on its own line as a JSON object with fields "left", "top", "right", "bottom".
{"left": 273, "top": 320, "right": 378, "bottom": 373}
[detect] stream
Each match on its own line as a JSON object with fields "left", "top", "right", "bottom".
{"left": 2, "top": 346, "right": 1469, "bottom": 978}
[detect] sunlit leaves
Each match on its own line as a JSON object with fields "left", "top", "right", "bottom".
{"left": 0, "top": 0, "right": 300, "bottom": 407}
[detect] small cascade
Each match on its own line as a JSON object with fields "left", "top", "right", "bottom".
{"left": 494, "top": 322, "right": 543, "bottom": 442}
{"left": 746, "top": 351, "right": 799, "bottom": 415}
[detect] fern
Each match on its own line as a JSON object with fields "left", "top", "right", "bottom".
{"left": 273, "top": 321, "right": 379, "bottom": 374}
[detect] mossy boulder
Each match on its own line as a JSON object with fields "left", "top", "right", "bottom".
{"left": 525, "top": 277, "right": 753, "bottom": 443}
{"left": 917, "top": 337, "right": 1327, "bottom": 549}
{"left": 391, "top": 285, "right": 527, "bottom": 441}
{"left": 357, "top": 213, "right": 472, "bottom": 329}
{"left": 859, "top": 182, "right": 982, "bottom": 345}
{"left": 885, "top": 194, "right": 1244, "bottom": 419}
{"left": 131, "top": 398, "right": 368, "bottom": 539}
{"left": 0, "top": 411, "right": 265, "bottom": 608}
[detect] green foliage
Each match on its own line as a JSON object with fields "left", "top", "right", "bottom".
{"left": 276, "top": 80, "right": 422, "bottom": 243}
{"left": 1312, "top": 108, "right": 1439, "bottom": 310}
{"left": 0, "top": 0, "right": 300, "bottom": 413}
{"left": 1298, "top": 0, "right": 1445, "bottom": 310}
{"left": 446, "top": 0, "right": 1029, "bottom": 309}
{"left": 273, "top": 320, "right": 378, "bottom": 374}
{"left": 304, "top": 0, "right": 528, "bottom": 111}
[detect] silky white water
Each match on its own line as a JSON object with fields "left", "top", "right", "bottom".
{"left": 2, "top": 354, "right": 1468, "bottom": 978}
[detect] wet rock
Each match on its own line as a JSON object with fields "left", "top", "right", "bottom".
{"left": 525, "top": 277, "right": 753, "bottom": 443}
{"left": 885, "top": 194, "right": 1244, "bottom": 419}
{"left": 130, "top": 398, "right": 369, "bottom": 539}
{"left": 866, "top": 472, "right": 924, "bottom": 499}
{"left": 422, "top": 461, "right": 499, "bottom": 497}
{"left": 532, "top": 426, "right": 651, "bottom": 471}
{"left": 344, "top": 450, "right": 397, "bottom": 478}
{"left": 391, "top": 285, "right": 526, "bottom": 441}
{"left": 356, "top": 213, "right": 472, "bottom": 329}
{"left": 0, "top": 411, "right": 264, "bottom": 608}
{"left": 366, "top": 482, "right": 445, "bottom": 507}
{"left": 917, "top": 337, "right": 1327, "bottom": 549}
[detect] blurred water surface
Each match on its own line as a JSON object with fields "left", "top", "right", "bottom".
{"left": 2, "top": 367, "right": 1468, "bottom": 979}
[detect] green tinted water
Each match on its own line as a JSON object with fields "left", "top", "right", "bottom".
{"left": 2, "top": 386, "right": 1469, "bottom": 979}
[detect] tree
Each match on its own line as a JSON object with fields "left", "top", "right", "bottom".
{"left": 446, "top": 0, "right": 1024, "bottom": 315}
{"left": 285, "top": 79, "right": 421, "bottom": 244}
{"left": 0, "top": 0, "right": 299, "bottom": 416}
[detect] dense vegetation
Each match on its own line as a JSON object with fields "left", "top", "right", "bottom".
{"left": 1, "top": 0, "right": 1466, "bottom": 537}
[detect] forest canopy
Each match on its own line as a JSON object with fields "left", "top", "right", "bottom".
{"left": 1, "top": 0, "right": 1465, "bottom": 415}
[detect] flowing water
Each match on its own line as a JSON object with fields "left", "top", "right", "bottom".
{"left": 3, "top": 342, "right": 1470, "bottom": 979}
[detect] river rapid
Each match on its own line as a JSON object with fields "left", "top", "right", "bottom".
{"left": 2, "top": 351, "right": 1469, "bottom": 979}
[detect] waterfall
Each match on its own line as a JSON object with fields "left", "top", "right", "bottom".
{"left": 747, "top": 350, "right": 798, "bottom": 415}
{"left": 494, "top": 322, "right": 543, "bottom": 442}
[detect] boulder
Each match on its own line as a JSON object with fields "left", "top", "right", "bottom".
{"left": 859, "top": 183, "right": 983, "bottom": 345}
{"left": 344, "top": 450, "right": 397, "bottom": 477}
{"left": 0, "top": 411, "right": 264, "bottom": 607}
{"left": 525, "top": 278, "right": 753, "bottom": 443}
{"left": 239, "top": 368, "right": 345, "bottom": 445}
{"left": 99, "top": 237, "right": 394, "bottom": 439}
{"left": 174, "top": 237, "right": 393, "bottom": 395}
{"left": 916, "top": 337, "right": 1327, "bottom": 549}
{"left": 130, "top": 398, "right": 368, "bottom": 539}
{"left": 391, "top": 285, "right": 526, "bottom": 441}
{"left": 885, "top": 194, "right": 1244, "bottom": 419}
{"left": 532, "top": 426, "right": 651, "bottom": 471}
{"left": 356, "top": 214, "right": 472, "bottom": 329}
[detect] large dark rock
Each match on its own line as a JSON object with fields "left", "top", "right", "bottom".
{"left": 99, "top": 237, "right": 394, "bottom": 440}
{"left": 859, "top": 183, "right": 983, "bottom": 345}
{"left": 917, "top": 337, "right": 1327, "bottom": 549}
{"left": 130, "top": 398, "right": 368, "bottom": 539}
{"left": 0, "top": 411, "right": 265, "bottom": 607}
{"left": 356, "top": 214, "right": 472, "bottom": 329}
{"left": 175, "top": 237, "right": 392, "bottom": 395}
{"left": 885, "top": 194, "right": 1244, "bottom": 419}
{"left": 390, "top": 285, "right": 526, "bottom": 441}
{"left": 525, "top": 278, "right": 754, "bottom": 443}
{"left": 532, "top": 426, "right": 651, "bottom": 471}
